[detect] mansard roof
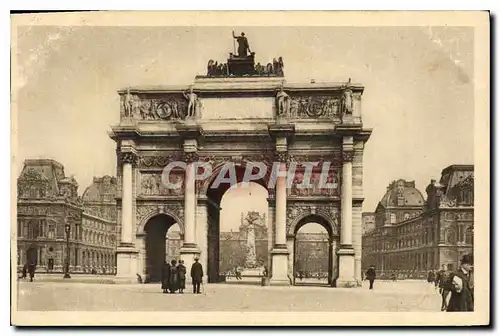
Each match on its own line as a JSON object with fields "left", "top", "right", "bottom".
{"left": 82, "top": 176, "right": 117, "bottom": 204}
{"left": 378, "top": 179, "right": 425, "bottom": 208}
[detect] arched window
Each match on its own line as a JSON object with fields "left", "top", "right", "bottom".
{"left": 465, "top": 227, "right": 473, "bottom": 245}
{"left": 27, "top": 220, "right": 40, "bottom": 239}
{"left": 404, "top": 213, "right": 410, "bottom": 220}
{"left": 446, "top": 228, "right": 457, "bottom": 245}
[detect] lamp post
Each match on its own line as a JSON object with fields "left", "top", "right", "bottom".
{"left": 63, "top": 223, "right": 71, "bottom": 279}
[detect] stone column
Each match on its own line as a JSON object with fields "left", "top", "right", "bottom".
{"left": 267, "top": 202, "right": 275, "bottom": 273}
{"left": 337, "top": 136, "right": 357, "bottom": 287}
{"left": 179, "top": 137, "right": 201, "bottom": 270}
{"left": 270, "top": 137, "right": 290, "bottom": 286}
{"left": 115, "top": 150, "right": 139, "bottom": 282}
{"left": 196, "top": 199, "right": 208, "bottom": 284}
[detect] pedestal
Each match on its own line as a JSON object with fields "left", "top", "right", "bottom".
{"left": 180, "top": 245, "right": 201, "bottom": 285}
{"left": 336, "top": 247, "right": 357, "bottom": 287}
{"left": 114, "top": 245, "right": 139, "bottom": 284}
{"left": 270, "top": 248, "right": 290, "bottom": 286}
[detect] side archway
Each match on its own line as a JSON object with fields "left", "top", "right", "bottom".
{"left": 286, "top": 209, "right": 340, "bottom": 287}
{"left": 136, "top": 205, "right": 185, "bottom": 236}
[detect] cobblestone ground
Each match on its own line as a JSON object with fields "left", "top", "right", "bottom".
{"left": 16, "top": 279, "right": 443, "bottom": 312}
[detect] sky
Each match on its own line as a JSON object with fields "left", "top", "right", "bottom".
{"left": 15, "top": 26, "right": 474, "bottom": 231}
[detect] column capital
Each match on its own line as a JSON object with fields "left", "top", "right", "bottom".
{"left": 118, "top": 151, "right": 139, "bottom": 166}
{"left": 275, "top": 150, "right": 289, "bottom": 163}
{"left": 342, "top": 151, "right": 354, "bottom": 163}
{"left": 183, "top": 151, "right": 199, "bottom": 163}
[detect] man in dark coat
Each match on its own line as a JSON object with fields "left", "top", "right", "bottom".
{"left": 447, "top": 254, "right": 474, "bottom": 312}
{"left": 436, "top": 264, "right": 451, "bottom": 311}
{"left": 177, "top": 260, "right": 187, "bottom": 294}
{"left": 169, "top": 260, "right": 179, "bottom": 294}
{"left": 191, "top": 257, "right": 204, "bottom": 294}
{"left": 427, "top": 270, "right": 436, "bottom": 283}
{"left": 27, "top": 261, "right": 36, "bottom": 282}
{"left": 161, "top": 261, "right": 170, "bottom": 294}
{"left": 366, "top": 266, "right": 376, "bottom": 290}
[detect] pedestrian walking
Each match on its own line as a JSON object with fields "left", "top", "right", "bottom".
{"left": 436, "top": 264, "right": 451, "bottom": 311}
{"left": 161, "top": 261, "right": 170, "bottom": 294}
{"left": 427, "top": 270, "right": 436, "bottom": 284}
{"left": 177, "top": 260, "right": 187, "bottom": 294}
{"left": 28, "top": 261, "right": 36, "bottom": 282}
{"left": 20, "top": 263, "right": 28, "bottom": 280}
{"left": 447, "top": 254, "right": 474, "bottom": 312}
{"left": 366, "top": 265, "right": 376, "bottom": 290}
{"left": 190, "top": 257, "right": 203, "bottom": 294}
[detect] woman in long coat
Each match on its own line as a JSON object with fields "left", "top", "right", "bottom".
{"left": 169, "top": 260, "right": 179, "bottom": 294}
{"left": 161, "top": 261, "right": 170, "bottom": 294}
{"left": 447, "top": 254, "right": 474, "bottom": 312}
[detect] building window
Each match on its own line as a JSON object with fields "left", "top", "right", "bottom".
{"left": 465, "top": 227, "right": 473, "bottom": 245}
{"left": 404, "top": 213, "right": 410, "bottom": 220}
{"left": 47, "top": 225, "right": 55, "bottom": 239}
{"left": 27, "top": 221, "right": 40, "bottom": 239}
{"left": 390, "top": 213, "right": 396, "bottom": 224}
{"left": 446, "top": 228, "right": 457, "bottom": 245}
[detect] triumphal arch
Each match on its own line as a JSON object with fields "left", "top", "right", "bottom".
{"left": 109, "top": 37, "right": 371, "bottom": 287}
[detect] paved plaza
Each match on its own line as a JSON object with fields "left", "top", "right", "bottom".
{"left": 16, "top": 279, "right": 443, "bottom": 312}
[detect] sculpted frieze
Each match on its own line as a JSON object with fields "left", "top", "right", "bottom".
{"left": 123, "top": 90, "right": 190, "bottom": 121}
{"left": 439, "top": 195, "right": 457, "bottom": 208}
{"left": 288, "top": 153, "right": 342, "bottom": 167}
{"left": 17, "top": 205, "right": 48, "bottom": 216}
{"left": 138, "top": 153, "right": 183, "bottom": 168}
{"left": 140, "top": 172, "right": 184, "bottom": 196}
{"left": 289, "top": 96, "right": 341, "bottom": 119}
{"left": 290, "top": 169, "right": 340, "bottom": 197}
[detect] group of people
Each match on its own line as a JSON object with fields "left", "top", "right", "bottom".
{"left": 430, "top": 254, "right": 474, "bottom": 312}
{"left": 19, "top": 261, "right": 37, "bottom": 282}
{"left": 365, "top": 253, "right": 473, "bottom": 312}
{"left": 161, "top": 257, "right": 204, "bottom": 294}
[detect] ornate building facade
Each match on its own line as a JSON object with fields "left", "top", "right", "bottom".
{"left": 16, "top": 159, "right": 118, "bottom": 274}
{"left": 362, "top": 165, "right": 474, "bottom": 277}
{"left": 362, "top": 212, "right": 375, "bottom": 235}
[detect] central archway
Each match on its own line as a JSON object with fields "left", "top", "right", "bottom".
{"left": 205, "top": 163, "right": 270, "bottom": 283}
{"left": 291, "top": 214, "right": 338, "bottom": 287}
{"left": 144, "top": 214, "right": 179, "bottom": 283}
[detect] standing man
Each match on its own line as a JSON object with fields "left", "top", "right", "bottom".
{"left": 436, "top": 264, "right": 450, "bottom": 311}
{"left": 28, "top": 260, "right": 36, "bottom": 282}
{"left": 366, "top": 265, "right": 376, "bottom": 290}
{"left": 447, "top": 254, "right": 474, "bottom": 312}
{"left": 177, "top": 260, "right": 187, "bottom": 294}
{"left": 191, "top": 257, "right": 204, "bottom": 294}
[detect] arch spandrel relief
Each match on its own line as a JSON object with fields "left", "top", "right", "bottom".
{"left": 135, "top": 203, "right": 185, "bottom": 235}
{"left": 286, "top": 203, "right": 340, "bottom": 237}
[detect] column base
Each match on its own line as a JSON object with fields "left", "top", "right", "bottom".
{"left": 180, "top": 244, "right": 201, "bottom": 285}
{"left": 270, "top": 246, "right": 290, "bottom": 286}
{"left": 336, "top": 246, "right": 356, "bottom": 288}
{"left": 115, "top": 245, "right": 139, "bottom": 283}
